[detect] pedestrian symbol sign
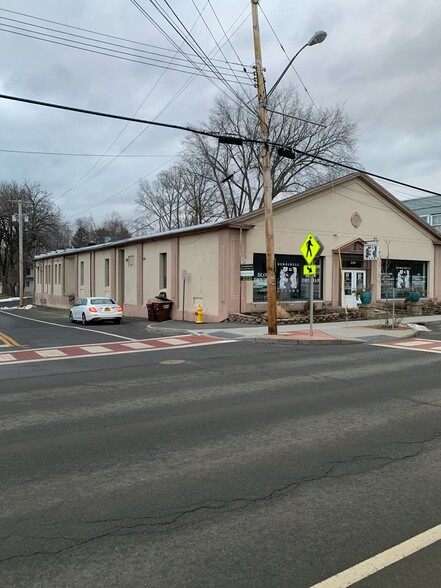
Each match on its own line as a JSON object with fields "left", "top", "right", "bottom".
{"left": 300, "top": 233, "right": 323, "bottom": 264}
{"left": 303, "top": 265, "right": 316, "bottom": 276}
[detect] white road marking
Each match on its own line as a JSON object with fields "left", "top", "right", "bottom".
{"left": 80, "top": 345, "right": 113, "bottom": 354}
{"left": 0, "top": 339, "right": 234, "bottom": 365}
{"left": 35, "top": 349, "right": 67, "bottom": 358}
{"left": 311, "top": 523, "right": 441, "bottom": 587}
{"left": 157, "top": 338, "right": 189, "bottom": 346}
{"left": 393, "top": 340, "right": 430, "bottom": 347}
{"left": 0, "top": 354, "right": 17, "bottom": 362}
{"left": 122, "top": 342, "right": 153, "bottom": 349}
{"left": 0, "top": 309, "right": 136, "bottom": 340}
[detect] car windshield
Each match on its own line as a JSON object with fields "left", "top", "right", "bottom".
{"left": 90, "top": 298, "right": 115, "bottom": 305}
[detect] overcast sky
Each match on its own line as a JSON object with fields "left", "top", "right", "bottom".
{"left": 0, "top": 0, "right": 440, "bottom": 231}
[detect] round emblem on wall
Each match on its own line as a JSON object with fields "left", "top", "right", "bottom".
{"left": 351, "top": 212, "right": 362, "bottom": 227}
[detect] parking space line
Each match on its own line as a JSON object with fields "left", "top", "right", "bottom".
{"left": 311, "top": 523, "right": 441, "bottom": 587}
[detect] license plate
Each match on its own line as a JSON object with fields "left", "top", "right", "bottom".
{"left": 104, "top": 307, "right": 111, "bottom": 312}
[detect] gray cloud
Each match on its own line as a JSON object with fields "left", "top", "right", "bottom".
{"left": 0, "top": 0, "right": 440, "bottom": 228}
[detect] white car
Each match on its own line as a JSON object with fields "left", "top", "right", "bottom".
{"left": 69, "top": 297, "right": 123, "bottom": 325}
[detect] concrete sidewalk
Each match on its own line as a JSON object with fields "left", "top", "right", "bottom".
{"left": 147, "top": 315, "right": 441, "bottom": 345}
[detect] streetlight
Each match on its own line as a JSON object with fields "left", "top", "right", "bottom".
{"left": 266, "top": 31, "right": 327, "bottom": 101}
{"left": 251, "top": 0, "right": 326, "bottom": 335}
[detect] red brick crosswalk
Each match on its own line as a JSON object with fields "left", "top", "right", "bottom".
{"left": 374, "top": 338, "right": 441, "bottom": 354}
{"left": 0, "top": 335, "right": 230, "bottom": 365}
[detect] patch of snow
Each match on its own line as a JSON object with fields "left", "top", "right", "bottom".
{"left": 406, "top": 323, "right": 430, "bottom": 331}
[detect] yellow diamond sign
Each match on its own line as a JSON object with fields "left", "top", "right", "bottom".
{"left": 300, "top": 233, "right": 323, "bottom": 264}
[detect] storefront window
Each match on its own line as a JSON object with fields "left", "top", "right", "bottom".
{"left": 253, "top": 253, "right": 323, "bottom": 302}
{"left": 381, "top": 260, "right": 427, "bottom": 298}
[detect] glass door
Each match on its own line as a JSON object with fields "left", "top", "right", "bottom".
{"left": 342, "top": 270, "right": 366, "bottom": 309}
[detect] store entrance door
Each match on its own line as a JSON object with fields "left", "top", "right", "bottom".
{"left": 342, "top": 269, "right": 366, "bottom": 309}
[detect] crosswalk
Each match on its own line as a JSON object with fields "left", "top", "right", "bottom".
{"left": 374, "top": 338, "right": 441, "bottom": 354}
{"left": 0, "top": 334, "right": 232, "bottom": 365}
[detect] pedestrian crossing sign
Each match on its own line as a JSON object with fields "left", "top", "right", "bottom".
{"left": 303, "top": 265, "right": 316, "bottom": 276}
{"left": 300, "top": 233, "right": 323, "bottom": 264}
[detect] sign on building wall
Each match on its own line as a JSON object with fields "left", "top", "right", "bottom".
{"left": 364, "top": 242, "right": 380, "bottom": 260}
{"left": 240, "top": 264, "right": 254, "bottom": 281}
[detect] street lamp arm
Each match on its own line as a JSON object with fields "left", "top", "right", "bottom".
{"left": 266, "top": 30, "right": 327, "bottom": 101}
{"left": 266, "top": 43, "right": 307, "bottom": 101}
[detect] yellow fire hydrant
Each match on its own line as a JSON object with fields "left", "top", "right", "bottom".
{"left": 195, "top": 305, "right": 203, "bottom": 324}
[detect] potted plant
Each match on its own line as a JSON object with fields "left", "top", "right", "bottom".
{"left": 353, "top": 284, "right": 373, "bottom": 304}
{"left": 404, "top": 287, "right": 422, "bottom": 303}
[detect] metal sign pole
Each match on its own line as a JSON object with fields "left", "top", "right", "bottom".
{"left": 310, "top": 274, "right": 314, "bottom": 336}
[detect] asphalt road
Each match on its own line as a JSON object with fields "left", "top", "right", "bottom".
{"left": 1, "top": 308, "right": 441, "bottom": 587}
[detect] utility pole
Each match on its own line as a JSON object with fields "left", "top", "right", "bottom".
{"left": 18, "top": 199, "right": 24, "bottom": 307}
{"left": 251, "top": 0, "right": 277, "bottom": 335}
{"left": 11, "top": 199, "right": 25, "bottom": 307}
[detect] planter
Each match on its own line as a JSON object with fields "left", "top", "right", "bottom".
{"left": 359, "top": 291, "right": 372, "bottom": 304}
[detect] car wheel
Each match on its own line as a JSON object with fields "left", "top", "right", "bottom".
{"left": 69, "top": 311, "right": 75, "bottom": 323}
{"left": 113, "top": 318, "right": 121, "bottom": 325}
{"left": 81, "top": 313, "right": 88, "bottom": 325}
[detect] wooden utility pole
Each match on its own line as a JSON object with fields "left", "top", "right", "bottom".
{"left": 251, "top": 0, "right": 277, "bottom": 335}
{"left": 18, "top": 199, "right": 24, "bottom": 307}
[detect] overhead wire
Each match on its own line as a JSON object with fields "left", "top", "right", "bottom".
{"left": 190, "top": 0, "right": 253, "bottom": 93}
{"left": 0, "top": 21, "right": 250, "bottom": 83}
{"left": 50, "top": 1, "right": 222, "bottom": 202}
{"left": 0, "top": 148, "right": 173, "bottom": 157}
{"left": 0, "top": 9, "right": 249, "bottom": 68}
{"left": 130, "top": 0, "right": 256, "bottom": 116}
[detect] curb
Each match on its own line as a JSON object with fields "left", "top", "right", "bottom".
{"left": 247, "top": 337, "right": 360, "bottom": 346}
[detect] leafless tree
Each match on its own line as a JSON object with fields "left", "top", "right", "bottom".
{"left": 0, "top": 180, "right": 70, "bottom": 295}
{"left": 136, "top": 162, "right": 221, "bottom": 233}
{"left": 71, "top": 212, "right": 131, "bottom": 248}
{"left": 135, "top": 86, "right": 359, "bottom": 231}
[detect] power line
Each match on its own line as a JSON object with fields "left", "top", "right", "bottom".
{"left": 0, "top": 148, "right": 173, "bottom": 157}
{"left": 190, "top": 0, "right": 252, "bottom": 93}
{"left": 2, "top": 91, "right": 438, "bottom": 200}
{"left": 50, "top": 3, "right": 251, "bottom": 206}
{"left": 130, "top": 0, "right": 256, "bottom": 116}
{"left": 0, "top": 93, "right": 223, "bottom": 138}
{"left": 66, "top": 157, "right": 177, "bottom": 220}
{"left": 0, "top": 23, "right": 251, "bottom": 83}
{"left": 0, "top": 8, "right": 248, "bottom": 67}
{"left": 50, "top": 1, "right": 248, "bottom": 203}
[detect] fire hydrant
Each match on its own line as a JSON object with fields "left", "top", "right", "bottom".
{"left": 195, "top": 305, "right": 203, "bottom": 324}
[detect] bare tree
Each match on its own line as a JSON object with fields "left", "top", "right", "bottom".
{"left": 134, "top": 86, "right": 359, "bottom": 232}
{"left": 0, "top": 180, "right": 69, "bottom": 295}
{"left": 71, "top": 212, "right": 131, "bottom": 247}
{"left": 136, "top": 163, "right": 221, "bottom": 232}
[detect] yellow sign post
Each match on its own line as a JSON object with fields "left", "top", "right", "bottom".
{"left": 300, "top": 233, "right": 324, "bottom": 336}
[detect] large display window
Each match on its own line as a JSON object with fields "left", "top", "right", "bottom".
{"left": 253, "top": 253, "right": 323, "bottom": 302}
{"left": 381, "top": 260, "right": 427, "bottom": 298}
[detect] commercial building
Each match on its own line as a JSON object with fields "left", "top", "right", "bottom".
{"left": 34, "top": 173, "right": 441, "bottom": 321}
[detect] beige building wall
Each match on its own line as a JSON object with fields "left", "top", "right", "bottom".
{"left": 94, "top": 250, "right": 112, "bottom": 299}
{"left": 178, "top": 232, "right": 220, "bottom": 321}
{"left": 243, "top": 177, "right": 437, "bottom": 309}
{"left": 33, "top": 176, "right": 440, "bottom": 320}
{"left": 77, "top": 253, "right": 91, "bottom": 298}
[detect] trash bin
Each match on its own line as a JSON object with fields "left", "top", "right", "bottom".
{"left": 146, "top": 296, "right": 173, "bottom": 322}
{"left": 155, "top": 301, "right": 173, "bottom": 322}
{"left": 147, "top": 303, "right": 156, "bottom": 321}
